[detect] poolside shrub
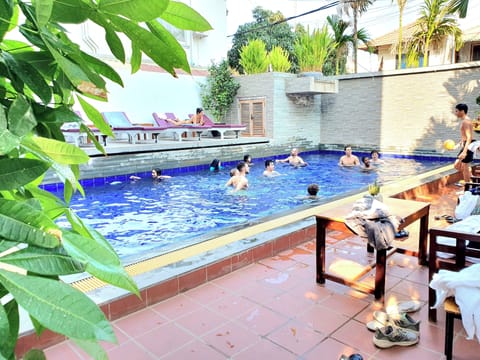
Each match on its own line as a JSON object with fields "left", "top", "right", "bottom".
{"left": 200, "top": 60, "right": 240, "bottom": 122}
{"left": 294, "top": 26, "right": 335, "bottom": 73}
{"left": 0, "top": 1, "right": 211, "bottom": 359}
{"left": 268, "top": 46, "right": 292, "bottom": 72}
{"left": 239, "top": 39, "right": 269, "bottom": 74}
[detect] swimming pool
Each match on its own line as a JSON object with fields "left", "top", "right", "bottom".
{"left": 51, "top": 152, "right": 450, "bottom": 262}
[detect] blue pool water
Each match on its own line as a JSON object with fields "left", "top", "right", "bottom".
{"left": 51, "top": 152, "right": 450, "bottom": 262}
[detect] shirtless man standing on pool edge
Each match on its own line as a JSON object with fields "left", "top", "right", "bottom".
{"left": 454, "top": 103, "right": 473, "bottom": 183}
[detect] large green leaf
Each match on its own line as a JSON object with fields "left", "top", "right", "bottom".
{"left": 0, "top": 247, "right": 85, "bottom": 275}
{"left": 80, "top": 52, "right": 123, "bottom": 87}
{"left": 50, "top": 0, "right": 91, "bottom": 23}
{"left": 8, "top": 95, "right": 36, "bottom": 137}
{"left": 99, "top": 0, "right": 168, "bottom": 22}
{"left": 0, "top": 130, "right": 20, "bottom": 155}
{"left": 0, "top": 0, "right": 14, "bottom": 43}
{"left": 0, "top": 269, "right": 116, "bottom": 342}
{"left": 161, "top": 1, "right": 212, "bottom": 31}
{"left": 103, "top": 23, "right": 125, "bottom": 63}
{"left": 29, "top": 136, "right": 90, "bottom": 165}
{"left": 63, "top": 231, "right": 139, "bottom": 295}
{"left": 0, "top": 299, "right": 19, "bottom": 360}
{"left": 0, "top": 158, "right": 49, "bottom": 190}
{"left": 2, "top": 52, "right": 52, "bottom": 104}
{"left": 76, "top": 95, "right": 112, "bottom": 135}
{"left": 0, "top": 199, "right": 60, "bottom": 248}
{"left": 110, "top": 15, "right": 189, "bottom": 76}
{"left": 130, "top": 42, "right": 141, "bottom": 74}
{"left": 73, "top": 338, "right": 108, "bottom": 360}
{"left": 34, "top": 0, "right": 53, "bottom": 27}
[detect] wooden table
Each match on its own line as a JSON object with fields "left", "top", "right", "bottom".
{"left": 315, "top": 197, "right": 430, "bottom": 301}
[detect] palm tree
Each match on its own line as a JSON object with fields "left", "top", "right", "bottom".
{"left": 326, "top": 15, "right": 370, "bottom": 75}
{"left": 338, "top": 0, "right": 375, "bottom": 73}
{"left": 448, "top": 0, "right": 469, "bottom": 17}
{"left": 406, "top": 0, "right": 463, "bottom": 67}
{"left": 393, "top": 0, "right": 409, "bottom": 69}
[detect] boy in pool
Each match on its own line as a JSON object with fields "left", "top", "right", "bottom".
{"left": 370, "top": 150, "right": 385, "bottom": 165}
{"left": 263, "top": 159, "right": 281, "bottom": 177}
{"left": 307, "top": 183, "right": 319, "bottom": 198}
{"left": 225, "top": 168, "right": 240, "bottom": 187}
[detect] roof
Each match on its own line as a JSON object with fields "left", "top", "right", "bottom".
{"left": 360, "top": 22, "right": 419, "bottom": 50}
{"left": 360, "top": 23, "right": 480, "bottom": 51}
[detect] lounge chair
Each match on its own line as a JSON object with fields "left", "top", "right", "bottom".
{"left": 188, "top": 113, "right": 246, "bottom": 139}
{"left": 152, "top": 112, "right": 211, "bottom": 142}
{"left": 101, "top": 111, "right": 147, "bottom": 144}
{"left": 61, "top": 112, "right": 108, "bottom": 146}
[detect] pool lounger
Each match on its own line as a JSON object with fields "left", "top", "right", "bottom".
{"left": 188, "top": 113, "right": 246, "bottom": 139}
{"left": 152, "top": 112, "right": 212, "bottom": 142}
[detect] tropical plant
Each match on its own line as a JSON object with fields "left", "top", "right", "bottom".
{"left": 294, "top": 26, "right": 335, "bottom": 73}
{"left": 448, "top": 0, "right": 469, "bottom": 17}
{"left": 200, "top": 60, "right": 240, "bottom": 123}
{"left": 405, "top": 0, "right": 463, "bottom": 67}
{"left": 268, "top": 46, "right": 291, "bottom": 72}
{"left": 0, "top": 0, "right": 210, "bottom": 359}
{"left": 393, "top": 0, "right": 409, "bottom": 69}
{"left": 326, "top": 15, "right": 370, "bottom": 75}
{"left": 239, "top": 38, "right": 269, "bottom": 74}
{"left": 338, "top": 0, "right": 375, "bottom": 73}
{"left": 227, "top": 7, "right": 298, "bottom": 74}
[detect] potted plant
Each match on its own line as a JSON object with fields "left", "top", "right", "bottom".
{"left": 368, "top": 180, "right": 383, "bottom": 202}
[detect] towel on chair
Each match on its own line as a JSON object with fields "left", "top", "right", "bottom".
{"left": 436, "top": 215, "right": 480, "bottom": 262}
{"left": 429, "top": 264, "right": 480, "bottom": 342}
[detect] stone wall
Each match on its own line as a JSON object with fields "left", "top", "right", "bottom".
{"left": 320, "top": 61, "right": 480, "bottom": 154}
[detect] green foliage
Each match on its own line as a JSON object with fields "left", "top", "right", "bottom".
{"left": 268, "top": 46, "right": 291, "bottom": 72}
{"left": 227, "top": 7, "right": 298, "bottom": 74}
{"left": 294, "top": 26, "right": 335, "bottom": 73}
{"left": 0, "top": 0, "right": 211, "bottom": 359}
{"left": 406, "top": 0, "right": 462, "bottom": 67}
{"left": 239, "top": 38, "right": 269, "bottom": 74}
{"left": 200, "top": 60, "right": 240, "bottom": 123}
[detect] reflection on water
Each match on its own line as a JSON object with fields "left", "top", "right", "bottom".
{"left": 54, "top": 153, "right": 449, "bottom": 260}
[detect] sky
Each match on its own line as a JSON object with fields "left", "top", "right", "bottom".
{"left": 226, "top": 0, "right": 480, "bottom": 40}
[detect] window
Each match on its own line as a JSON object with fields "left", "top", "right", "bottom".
{"left": 472, "top": 44, "right": 480, "bottom": 61}
{"left": 396, "top": 54, "right": 425, "bottom": 69}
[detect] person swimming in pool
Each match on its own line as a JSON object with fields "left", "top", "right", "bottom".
{"left": 263, "top": 159, "right": 281, "bottom": 177}
{"left": 338, "top": 145, "right": 360, "bottom": 167}
{"left": 360, "top": 156, "right": 375, "bottom": 172}
{"left": 276, "top": 148, "right": 308, "bottom": 167}
{"left": 151, "top": 168, "right": 171, "bottom": 181}
{"left": 225, "top": 168, "right": 240, "bottom": 188}
{"left": 233, "top": 162, "right": 248, "bottom": 191}
{"left": 370, "top": 150, "right": 385, "bottom": 165}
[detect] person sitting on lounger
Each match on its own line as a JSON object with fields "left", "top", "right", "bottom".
{"left": 165, "top": 107, "right": 205, "bottom": 126}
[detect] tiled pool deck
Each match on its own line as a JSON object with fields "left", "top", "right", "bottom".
{"left": 21, "top": 179, "right": 480, "bottom": 359}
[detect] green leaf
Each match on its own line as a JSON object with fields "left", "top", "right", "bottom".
{"left": 0, "top": 158, "right": 49, "bottom": 190}
{"left": 63, "top": 231, "right": 139, "bottom": 296}
{"left": 72, "top": 338, "right": 108, "bottom": 360}
{"left": 2, "top": 52, "right": 52, "bottom": 104}
{"left": 0, "top": 0, "right": 14, "bottom": 43}
{"left": 0, "top": 199, "right": 60, "bottom": 248}
{"left": 23, "top": 349, "right": 47, "bottom": 360}
{"left": 8, "top": 95, "right": 36, "bottom": 137}
{"left": 0, "top": 247, "right": 85, "bottom": 275}
{"left": 0, "top": 269, "right": 116, "bottom": 342}
{"left": 103, "top": 23, "right": 125, "bottom": 63}
{"left": 34, "top": 0, "right": 53, "bottom": 27}
{"left": 76, "top": 96, "right": 112, "bottom": 135}
{"left": 99, "top": 0, "right": 169, "bottom": 22}
{"left": 0, "top": 240, "right": 19, "bottom": 254}
{"left": 50, "top": 0, "right": 91, "bottom": 23}
{"left": 110, "top": 16, "right": 189, "bottom": 76}
{"left": 0, "top": 129, "right": 20, "bottom": 155}
{"left": 161, "top": 1, "right": 212, "bottom": 31}
{"left": 29, "top": 136, "right": 90, "bottom": 165}
{"left": 130, "top": 42, "right": 141, "bottom": 74}
{"left": 0, "top": 299, "right": 19, "bottom": 360}
{"left": 80, "top": 52, "right": 123, "bottom": 87}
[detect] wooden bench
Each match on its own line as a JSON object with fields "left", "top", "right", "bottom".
{"left": 316, "top": 197, "right": 430, "bottom": 302}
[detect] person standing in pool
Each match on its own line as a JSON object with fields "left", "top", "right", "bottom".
{"left": 338, "top": 145, "right": 360, "bottom": 167}
{"left": 263, "top": 159, "right": 281, "bottom": 177}
{"left": 243, "top": 154, "right": 253, "bottom": 167}
{"left": 233, "top": 161, "right": 249, "bottom": 191}
{"left": 370, "top": 150, "right": 385, "bottom": 165}
{"left": 454, "top": 103, "right": 474, "bottom": 183}
{"left": 151, "top": 168, "right": 172, "bottom": 181}
{"left": 276, "top": 148, "right": 308, "bottom": 166}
